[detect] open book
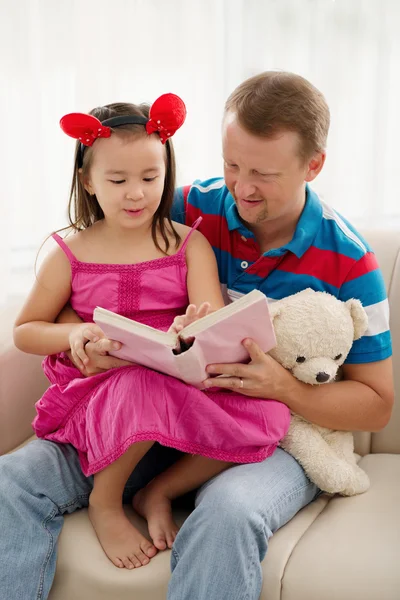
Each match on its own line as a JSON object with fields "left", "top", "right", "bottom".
{"left": 93, "top": 289, "right": 276, "bottom": 389}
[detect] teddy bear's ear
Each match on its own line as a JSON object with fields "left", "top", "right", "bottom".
{"left": 345, "top": 298, "right": 369, "bottom": 340}
{"left": 268, "top": 302, "right": 281, "bottom": 322}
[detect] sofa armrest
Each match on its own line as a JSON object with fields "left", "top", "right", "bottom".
{"left": 0, "top": 302, "right": 49, "bottom": 454}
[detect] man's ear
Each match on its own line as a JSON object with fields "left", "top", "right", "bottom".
{"left": 78, "top": 167, "right": 94, "bottom": 195}
{"left": 305, "top": 152, "right": 326, "bottom": 182}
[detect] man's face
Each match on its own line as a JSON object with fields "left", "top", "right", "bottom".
{"left": 222, "top": 113, "right": 322, "bottom": 229}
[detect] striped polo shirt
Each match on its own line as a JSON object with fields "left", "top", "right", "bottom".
{"left": 172, "top": 178, "right": 392, "bottom": 365}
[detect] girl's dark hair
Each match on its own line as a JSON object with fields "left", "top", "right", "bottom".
{"left": 66, "top": 101, "right": 180, "bottom": 253}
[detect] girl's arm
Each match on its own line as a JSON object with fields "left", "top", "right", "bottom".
{"left": 13, "top": 247, "right": 86, "bottom": 356}
{"left": 185, "top": 230, "right": 225, "bottom": 310}
{"left": 169, "top": 231, "right": 225, "bottom": 334}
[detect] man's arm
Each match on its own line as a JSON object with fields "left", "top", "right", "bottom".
{"left": 56, "top": 303, "right": 133, "bottom": 375}
{"left": 204, "top": 341, "right": 394, "bottom": 432}
{"left": 56, "top": 303, "right": 82, "bottom": 325}
{"left": 278, "top": 357, "right": 394, "bottom": 432}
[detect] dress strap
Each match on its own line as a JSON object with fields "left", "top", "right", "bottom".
{"left": 52, "top": 233, "right": 77, "bottom": 263}
{"left": 179, "top": 216, "right": 203, "bottom": 253}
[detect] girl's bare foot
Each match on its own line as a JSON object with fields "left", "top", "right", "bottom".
{"left": 133, "top": 486, "right": 179, "bottom": 551}
{"left": 88, "top": 500, "right": 157, "bottom": 569}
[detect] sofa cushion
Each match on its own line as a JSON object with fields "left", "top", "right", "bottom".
{"left": 49, "top": 455, "right": 400, "bottom": 600}
{"left": 279, "top": 454, "right": 400, "bottom": 600}
{"left": 49, "top": 492, "right": 330, "bottom": 600}
{"left": 49, "top": 508, "right": 187, "bottom": 600}
{"left": 260, "top": 494, "right": 330, "bottom": 600}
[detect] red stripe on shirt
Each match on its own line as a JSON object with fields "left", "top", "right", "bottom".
{"left": 342, "top": 252, "right": 379, "bottom": 282}
{"left": 185, "top": 206, "right": 260, "bottom": 261}
{"left": 182, "top": 185, "right": 191, "bottom": 216}
{"left": 277, "top": 246, "right": 357, "bottom": 288}
{"left": 246, "top": 256, "right": 285, "bottom": 277}
{"left": 185, "top": 202, "right": 202, "bottom": 226}
{"left": 184, "top": 207, "right": 378, "bottom": 288}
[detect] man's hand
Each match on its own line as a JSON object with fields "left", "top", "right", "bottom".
{"left": 68, "top": 323, "right": 107, "bottom": 371}
{"left": 203, "top": 338, "right": 295, "bottom": 399}
{"left": 68, "top": 337, "right": 134, "bottom": 376}
{"left": 203, "top": 339, "right": 394, "bottom": 432}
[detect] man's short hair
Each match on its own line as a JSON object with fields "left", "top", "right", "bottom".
{"left": 225, "top": 71, "right": 330, "bottom": 162}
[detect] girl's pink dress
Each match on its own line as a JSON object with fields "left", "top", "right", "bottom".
{"left": 33, "top": 222, "right": 290, "bottom": 476}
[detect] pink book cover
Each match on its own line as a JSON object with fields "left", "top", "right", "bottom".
{"left": 94, "top": 290, "right": 276, "bottom": 389}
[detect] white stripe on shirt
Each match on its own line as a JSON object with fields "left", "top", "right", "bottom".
{"left": 226, "top": 287, "right": 389, "bottom": 336}
{"left": 363, "top": 299, "right": 390, "bottom": 336}
{"left": 192, "top": 179, "right": 225, "bottom": 193}
{"left": 226, "top": 287, "right": 277, "bottom": 304}
{"left": 321, "top": 201, "right": 367, "bottom": 254}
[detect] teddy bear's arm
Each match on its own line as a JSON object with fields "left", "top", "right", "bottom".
{"left": 280, "top": 416, "right": 370, "bottom": 495}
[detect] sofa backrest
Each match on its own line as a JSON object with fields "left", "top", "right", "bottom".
{"left": 353, "top": 229, "right": 400, "bottom": 455}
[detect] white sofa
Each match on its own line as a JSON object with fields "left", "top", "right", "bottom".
{"left": 1, "top": 228, "right": 400, "bottom": 600}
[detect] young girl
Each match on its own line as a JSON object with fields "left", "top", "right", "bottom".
{"left": 13, "top": 94, "right": 290, "bottom": 571}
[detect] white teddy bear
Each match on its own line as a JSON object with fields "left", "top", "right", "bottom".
{"left": 269, "top": 288, "right": 370, "bottom": 496}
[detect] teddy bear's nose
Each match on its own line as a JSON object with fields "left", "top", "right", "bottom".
{"left": 316, "top": 372, "right": 330, "bottom": 383}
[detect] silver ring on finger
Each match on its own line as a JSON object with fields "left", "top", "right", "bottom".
{"left": 239, "top": 377, "right": 244, "bottom": 389}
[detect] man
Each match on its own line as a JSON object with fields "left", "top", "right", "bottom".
{"left": 0, "top": 72, "right": 393, "bottom": 600}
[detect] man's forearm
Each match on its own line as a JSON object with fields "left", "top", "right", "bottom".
{"left": 56, "top": 304, "right": 84, "bottom": 363}
{"left": 280, "top": 375, "right": 390, "bottom": 432}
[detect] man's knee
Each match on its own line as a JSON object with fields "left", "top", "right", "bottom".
{"left": 194, "top": 454, "right": 318, "bottom": 534}
{"left": 0, "top": 439, "right": 93, "bottom": 517}
{"left": 174, "top": 478, "right": 269, "bottom": 568}
{"left": 0, "top": 440, "right": 72, "bottom": 495}
{"left": 195, "top": 477, "right": 266, "bottom": 532}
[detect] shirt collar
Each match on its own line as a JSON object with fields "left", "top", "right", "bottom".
{"left": 225, "top": 184, "right": 322, "bottom": 258}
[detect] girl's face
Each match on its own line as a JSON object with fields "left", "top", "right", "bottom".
{"left": 84, "top": 132, "right": 166, "bottom": 230}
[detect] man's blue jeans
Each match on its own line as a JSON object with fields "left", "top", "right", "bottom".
{"left": 0, "top": 440, "right": 319, "bottom": 600}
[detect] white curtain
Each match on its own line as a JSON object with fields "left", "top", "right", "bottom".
{"left": 2, "top": 0, "right": 400, "bottom": 305}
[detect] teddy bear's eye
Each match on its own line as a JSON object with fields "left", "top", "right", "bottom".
{"left": 334, "top": 354, "right": 342, "bottom": 361}
{"left": 296, "top": 356, "right": 306, "bottom": 363}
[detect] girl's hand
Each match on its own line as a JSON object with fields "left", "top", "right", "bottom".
{"left": 168, "top": 302, "right": 211, "bottom": 335}
{"left": 68, "top": 323, "right": 107, "bottom": 371}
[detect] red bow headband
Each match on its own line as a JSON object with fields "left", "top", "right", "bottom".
{"left": 60, "top": 93, "right": 186, "bottom": 166}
